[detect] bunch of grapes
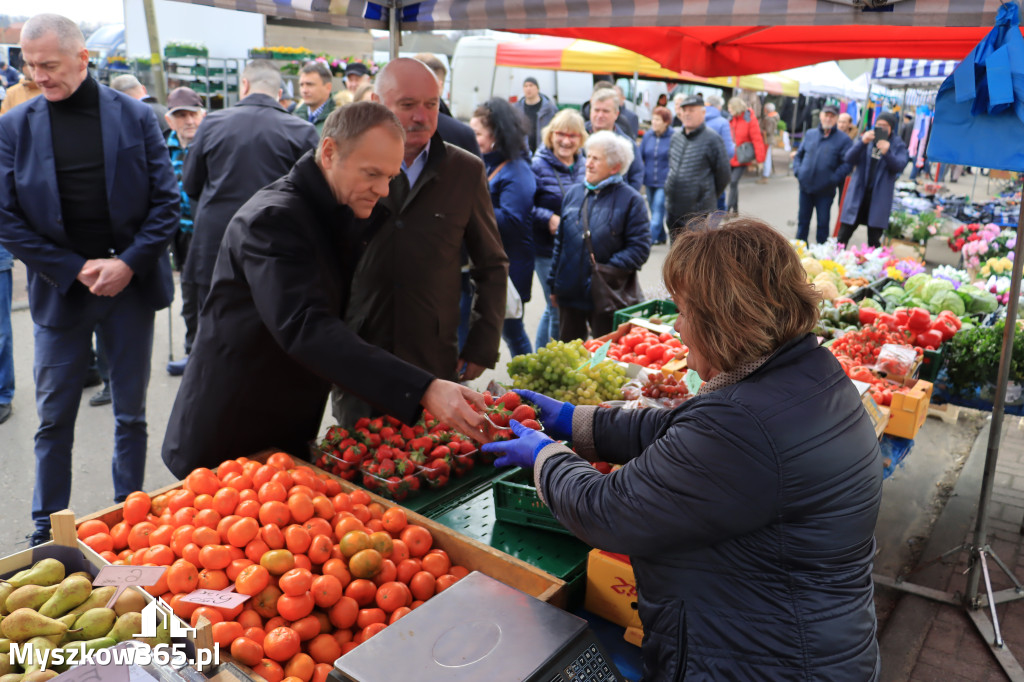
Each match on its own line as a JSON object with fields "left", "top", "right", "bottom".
{"left": 507, "top": 340, "right": 628, "bottom": 405}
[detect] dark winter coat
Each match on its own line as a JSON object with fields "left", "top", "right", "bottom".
{"left": 584, "top": 122, "right": 645, "bottom": 192}
{"left": 515, "top": 94, "right": 559, "bottom": 152}
{"left": 162, "top": 153, "right": 434, "bottom": 476}
{"left": 549, "top": 175, "right": 650, "bottom": 311}
{"left": 840, "top": 135, "right": 910, "bottom": 229}
{"left": 530, "top": 146, "right": 585, "bottom": 258}
{"left": 704, "top": 106, "right": 735, "bottom": 158}
{"left": 293, "top": 95, "right": 337, "bottom": 136}
{"left": 729, "top": 107, "right": 768, "bottom": 167}
{"left": 485, "top": 151, "right": 536, "bottom": 302}
{"left": 182, "top": 93, "right": 319, "bottom": 286}
{"left": 437, "top": 102, "right": 481, "bottom": 157}
{"left": 792, "top": 125, "right": 853, "bottom": 195}
{"left": 663, "top": 124, "right": 731, "bottom": 229}
{"left": 538, "top": 334, "right": 883, "bottom": 681}
{"left": 345, "top": 134, "right": 508, "bottom": 378}
{"left": 638, "top": 127, "right": 674, "bottom": 188}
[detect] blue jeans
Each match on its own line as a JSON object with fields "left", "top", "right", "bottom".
{"left": 456, "top": 271, "right": 473, "bottom": 353}
{"left": 502, "top": 317, "right": 532, "bottom": 358}
{"left": 646, "top": 186, "right": 666, "bottom": 243}
{"left": 32, "top": 286, "right": 155, "bottom": 531}
{"left": 796, "top": 188, "right": 836, "bottom": 244}
{"left": 0, "top": 269, "right": 13, "bottom": 404}
{"left": 533, "top": 255, "right": 559, "bottom": 351}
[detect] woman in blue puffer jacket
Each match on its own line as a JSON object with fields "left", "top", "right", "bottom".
{"left": 638, "top": 106, "right": 675, "bottom": 245}
{"left": 530, "top": 109, "right": 587, "bottom": 351}
{"left": 470, "top": 98, "right": 537, "bottom": 357}
{"left": 549, "top": 131, "right": 651, "bottom": 340}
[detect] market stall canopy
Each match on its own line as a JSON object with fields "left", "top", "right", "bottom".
{"left": 493, "top": 37, "right": 800, "bottom": 95}
{"left": 871, "top": 58, "right": 960, "bottom": 86}
{"left": 779, "top": 61, "right": 867, "bottom": 99}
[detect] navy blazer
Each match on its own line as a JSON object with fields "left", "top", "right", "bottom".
{"left": 0, "top": 82, "right": 179, "bottom": 326}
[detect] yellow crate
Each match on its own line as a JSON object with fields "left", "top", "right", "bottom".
{"left": 584, "top": 549, "right": 643, "bottom": 640}
{"left": 885, "top": 379, "right": 933, "bottom": 439}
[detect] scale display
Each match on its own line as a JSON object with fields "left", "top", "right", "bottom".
{"left": 334, "top": 571, "right": 624, "bottom": 682}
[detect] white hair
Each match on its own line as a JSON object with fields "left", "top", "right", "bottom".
{"left": 110, "top": 74, "right": 144, "bottom": 94}
{"left": 705, "top": 95, "right": 723, "bottom": 109}
{"left": 585, "top": 130, "right": 633, "bottom": 176}
{"left": 242, "top": 60, "right": 282, "bottom": 96}
{"left": 22, "top": 13, "right": 84, "bottom": 53}
{"left": 672, "top": 93, "right": 686, "bottom": 107}
{"left": 765, "top": 102, "right": 776, "bottom": 113}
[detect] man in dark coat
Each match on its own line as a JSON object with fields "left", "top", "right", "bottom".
{"left": 663, "top": 95, "right": 731, "bottom": 235}
{"left": 585, "top": 88, "right": 644, "bottom": 192}
{"left": 792, "top": 104, "right": 852, "bottom": 244}
{"left": 515, "top": 76, "right": 558, "bottom": 153}
{"left": 0, "top": 14, "right": 179, "bottom": 545}
{"left": 179, "top": 60, "right": 318, "bottom": 375}
{"left": 838, "top": 111, "right": 909, "bottom": 247}
{"left": 292, "top": 60, "right": 336, "bottom": 136}
{"left": 162, "top": 103, "right": 488, "bottom": 477}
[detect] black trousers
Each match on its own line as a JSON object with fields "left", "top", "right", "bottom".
{"left": 180, "top": 281, "right": 208, "bottom": 356}
{"left": 558, "top": 305, "right": 614, "bottom": 341}
{"left": 837, "top": 223, "right": 883, "bottom": 248}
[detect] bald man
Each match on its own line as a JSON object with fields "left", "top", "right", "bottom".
{"left": 332, "top": 58, "right": 508, "bottom": 425}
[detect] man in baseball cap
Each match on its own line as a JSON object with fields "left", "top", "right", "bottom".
{"left": 164, "top": 86, "right": 206, "bottom": 375}
{"left": 791, "top": 103, "right": 853, "bottom": 244}
{"left": 344, "top": 61, "right": 371, "bottom": 94}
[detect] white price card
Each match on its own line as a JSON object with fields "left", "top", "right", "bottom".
{"left": 181, "top": 586, "right": 251, "bottom": 609}
{"left": 93, "top": 565, "right": 168, "bottom": 609}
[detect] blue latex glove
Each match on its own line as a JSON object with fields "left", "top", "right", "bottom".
{"left": 513, "top": 389, "right": 574, "bottom": 441}
{"left": 481, "top": 419, "right": 556, "bottom": 469}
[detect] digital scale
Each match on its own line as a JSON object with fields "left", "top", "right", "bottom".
{"left": 333, "top": 571, "right": 626, "bottom": 682}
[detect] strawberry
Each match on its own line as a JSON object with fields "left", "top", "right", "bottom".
{"left": 393, "top": 458, "right": 416, "bottom": 476}
{"left": 497, "top": 392, "right": 521, "bottom": 410}
{"left": 458, "top": 441, "right": 476, "bottom": 455}
{"left": 510, "top": 405, "right": 536, "bottom": 423}
{"left": 385, "top": 415, "right": 402, "bottom": 427}
{"left": 482, "top": 391, "right": 494, "bottom": 407}
{"left": 400, "top": 425, "right": 416, "bottom": 441}
{"left": 354, "top": 417, "right": 371, "bottom": 430}
{"left": 324, "top": 426, "right": 349, "bottom": 444}
{"left": 520, "top": 419, "right": 541, "bottom": 431}
{"left": 431, "top": 445, "right": 452, "bottom": 460}
{"left": 378, "top": 458, "right": 396, "bottom": 477}
{"left": 380, "top": 426, "right": 396, "bottom": 439}
{"left": 487, "top": 407, "right": 511, "bottom": 427}
{"left": 368, "top": 417, "right": 385, "bottom": 433}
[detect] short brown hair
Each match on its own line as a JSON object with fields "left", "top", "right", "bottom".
{"left": 318, "top": 101, "right": 404, "bottom": 162}
{"left": 651, "top": 106, "right": 672, "bottom": 125}
{"left": 663, "top": 217, "right": 819, "bottom": 372}
{"left": 414, "top": 52, "right": 446, "bottom": 81}
{"left": 300, "top": 60, "right": 332, "bottom": 84}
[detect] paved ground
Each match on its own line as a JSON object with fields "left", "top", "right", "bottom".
{"left": 0, "top": 152, "right": 1015, "bottom": 678}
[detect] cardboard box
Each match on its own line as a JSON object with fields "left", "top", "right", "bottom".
{"left": 852, "top": 380, "right": 891, "bottom": 440}
{"left": 885, "top": 379, "right": 934, "bottom": 439}
{"left": 584, "top": 549, "right": 643, "bottom": 640}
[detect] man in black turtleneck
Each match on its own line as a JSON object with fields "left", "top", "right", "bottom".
{"left": 0, "top": 13, "right": 179, "bottom": 547}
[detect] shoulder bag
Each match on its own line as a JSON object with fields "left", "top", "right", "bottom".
{"left": 581, "top": 194, "right": 645, "bottom": 315}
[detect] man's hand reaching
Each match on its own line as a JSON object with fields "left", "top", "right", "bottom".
{"left": 421, "top": 379, "right": 491, "bottom": 443}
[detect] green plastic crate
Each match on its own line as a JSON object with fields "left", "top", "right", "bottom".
{"left": 613, "top": 299, "right": 678, "bottom": 328}
{"left": 428, "top": 486, "right": 591, "bottom": 610}
{"left": 919, "top": 346, "right": 945, "bottom": 383}
{"left": 492, "top": 469, "right": 572, "bottom": 535}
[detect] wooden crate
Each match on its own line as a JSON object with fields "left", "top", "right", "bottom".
{"left": 76, "top": 453, "right": 566, "bottom": 608}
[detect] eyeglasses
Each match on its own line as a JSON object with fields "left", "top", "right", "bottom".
{"left": 553, "top": 132, "right": 582, "bottom": 139}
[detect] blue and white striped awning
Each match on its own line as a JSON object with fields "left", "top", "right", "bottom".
{"left": 871, "top": 59, "right": 959, "bottom": 81}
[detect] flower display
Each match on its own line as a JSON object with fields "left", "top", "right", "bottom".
{"left": 980, "top": 255, "right": 1015, "bottom": 279}
{"left": 932, "top": 264, "right": 971, "bottom": 289}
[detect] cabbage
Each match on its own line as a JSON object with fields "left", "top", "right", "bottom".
{"left": 860, "top": 297, "right": 881, "bottom": 310}
{"left": 881, "top": 286, "right": 907, "bottom": 302}
{"left": 930, "top": 290, "right": 966, "bottom": 316}
{"left": 904, "top": 273, "right": 932, "bottom": 299}
{"left": 922, "top": 279, "right": 955, "bottom": 301}
{"left": 801, "top": 258, "right": 824, "bottom": 278}
{"left": 968, "top": 289, "right": 998, "bottom": 314}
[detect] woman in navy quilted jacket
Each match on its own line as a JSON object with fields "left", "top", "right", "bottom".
{"left": 484, "top": 218, "right": 882, "bottom": 681}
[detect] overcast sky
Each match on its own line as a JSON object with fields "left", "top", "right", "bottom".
{"left": 0, "top": 0, "right": 124, "bottom": 24}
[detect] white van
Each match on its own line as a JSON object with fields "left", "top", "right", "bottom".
{"left": 449, "top": 36, "right": 593, "bottom": 121}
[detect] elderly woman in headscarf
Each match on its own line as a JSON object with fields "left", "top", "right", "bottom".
{"left": 838, "top": 110, "right": 909, "bottom": 247}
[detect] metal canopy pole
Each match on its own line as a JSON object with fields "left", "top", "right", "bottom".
{"left": 388, "top": 0, "right": 402, "bottom": 60}
{"left": 875, "top": 193, "right": 1024, "bottom": 681}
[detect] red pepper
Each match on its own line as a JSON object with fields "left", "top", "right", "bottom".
{"left": 907, "top": 307, "right": 933, "bottom": 331}
{"left": 850, "top": 366, "right": 875, "bottom": 384}
{"left": 858, "top": 308, "right": 880, "bottom": 325}
{"left": 917, "top": 329, "right": 944, "bottom": 348}
{"left": 937, "top": 310, "right": 962, "bottom": 331}
{"left": 894, "top": 309, "right": 910, "bottom": 326}
{"left": 876, "top": 313, "right": 899, "bottom": 329}
{"left": 930, "top": 317, "right": 958, "bottom": 342}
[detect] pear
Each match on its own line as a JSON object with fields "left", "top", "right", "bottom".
{"left": 4, "top": 559, "right": 64, "bottom": 589}
{"left": 0, "top": 639, "right": 8, "bottom": 653}
{"left": 66, "top": 572, "right": 92, "bottom": 582}
{"left": 62, "top": 636, "right": 115, "bottom": 656}
{"left": 0, "top": 652, "right": 12, "bottom": 676}
{"left": 23, "top": 671, "right": 59, "bottom": 681}
{"left": 68, "top": 609, "right": 116, "bottom": 642}
{"left": 4, "top": 585, "right": 59, "bottom": 614}
{"left": 0, "top": 609, "right": 69, "bottom": 641}
{"left": 113, "top": 589, "right": 146, "bottom": 616}
{"left": 0, "top": 673, "right": 22, "bottom": 682}
{"left": 0, "top": 584, "right": 15, "bottom": 614}
{"left": 107, "top": 611, "right": 142, "bottom": 643}
{"left": 38, "top": 576, "right": 91, "bottom": 619}
{"left": 136, "top": 617, "right": 171, "bottom": 648}
{"left": 21, "top": 636, "right": 52, "bottom": 674}
{"left": 65, "top": 587, "right": 115, "bottom": 618}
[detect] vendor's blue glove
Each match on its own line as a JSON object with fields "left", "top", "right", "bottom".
{"left": 481, "top": 419, "right": 556, "bottom": 469}
{"left": 513, "top": 389, "right": 574, "bottom": 441}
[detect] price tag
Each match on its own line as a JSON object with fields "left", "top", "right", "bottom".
{"left": 55, "top": 662, "right": 129, "bottom": 682}
{"left": 579, "top": 340, "right": 611, "bottom": 369}
{"left": 93, "top": 565, "right": 168, "bottom": 609}
{"left": 683, "top": 369, "right": 703, "bottom": 396}
{"left": 181, "top": 586, "right": 251, "bottom": 609}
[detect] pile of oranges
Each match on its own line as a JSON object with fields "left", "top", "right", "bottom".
{"left": 75, "top": 452, "right": 468, "bottom": 682}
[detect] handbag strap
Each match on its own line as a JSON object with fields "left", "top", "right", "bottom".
{"left": 487, "top": 160, "right": 508, "bottom": 182}
{"left": 580, "top": 193, "right": 596, "bottom": 262}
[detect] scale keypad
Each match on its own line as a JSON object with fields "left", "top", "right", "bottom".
{"left": 562, "top": 644, "right": 616, "bottom": 681}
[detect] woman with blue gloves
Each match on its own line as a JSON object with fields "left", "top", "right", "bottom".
{"left": 482, "top": 218, "right": 883, "bottom": 682}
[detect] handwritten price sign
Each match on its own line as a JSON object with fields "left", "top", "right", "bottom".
{"left": 93, "top": 565, "right": 169, "bottom": 609}
{"left": 181, "top": 587, "right": 250, "bottom": 609}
